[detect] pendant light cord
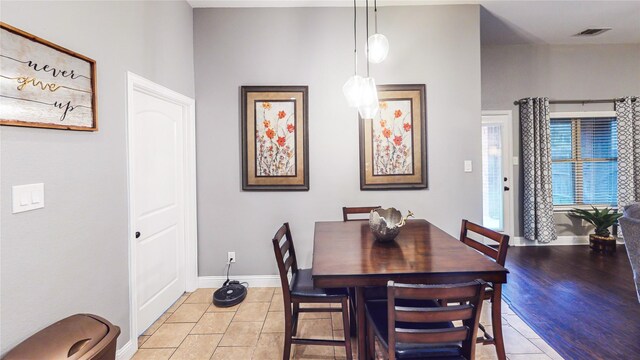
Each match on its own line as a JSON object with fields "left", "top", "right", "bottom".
{"left": 366, "top": 0, "right": 370, "bottom": 76}
{"left": 374, "top": 0, "right": 378, "bottom": 34}
{"left": 353, "top": 0, "right": 357, "bottom": 76}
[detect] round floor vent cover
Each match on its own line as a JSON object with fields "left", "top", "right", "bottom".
{"left": 213, "top": 283, "right": 247, "bottom": 307}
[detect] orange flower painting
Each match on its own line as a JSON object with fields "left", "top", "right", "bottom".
{"left": 360, "top": 84, "right": 426, "bottom": 190}
{"left": 242, "top": 86, "right": 308, "bottom": 191}
{"left": 256, "top": 100, "right": 296, "bottom": 176}
{"left": 371, "top": 99, "right": 413, "bottom": 176}
{"left": 265, "top": 128, "right": 275, "bottom": 139}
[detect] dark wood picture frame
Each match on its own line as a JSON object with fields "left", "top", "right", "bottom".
{"left": 0, "top": 22, "right": 98, "bottom": 131}
{"left": 241, "top": 86, "right": 309, "bottom": 191}
{"left": 359, "top": 84, "right": 428, "bottom": 190}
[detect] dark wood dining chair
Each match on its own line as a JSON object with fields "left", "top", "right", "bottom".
{"left": 342, "top": 206, "right": 381, "bottom": 221}
{"left": 365, "top": 280, "right": 486, "bottom": 360}
{"left": 272, "top": 223, "right": 353, "bottom": 360}
{"left": 459, "top": 219, "right": 510, "bottom": 360}
{"left": 342, "top": 205, "right": 383, "bottom": 334}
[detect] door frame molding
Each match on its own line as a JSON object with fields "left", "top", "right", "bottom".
{"left": 125, "top": 72, "right": 197, "bottom": 353}
{"left": 481, "top": 110, "right": 515, "bottom": 238}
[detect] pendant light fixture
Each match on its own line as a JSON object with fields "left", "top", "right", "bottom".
{"left": 367, "top": 0, "right": 389, "bottom": 64}
{"left": 358, "top": 0, "right": 379, "bottom": 119}
{"left": 343, "top": 0, "right": 363, "bottom": 108}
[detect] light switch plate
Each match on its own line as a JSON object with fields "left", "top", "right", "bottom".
{"left": 464, "top": 160, "right": 473, "bottom": 173}
{"left": 12, "top": 183, "right": 45, "bottom": 214}
{"left": 513, "top": 156, "right": 519, "bottom": 166}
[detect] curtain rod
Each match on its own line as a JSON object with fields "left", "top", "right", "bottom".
{"left": 513, "top": 97, "right": 638, "bottom": 106}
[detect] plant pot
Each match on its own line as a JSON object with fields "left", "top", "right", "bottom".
{"left": 589, "top": 234, "right": 616, "bottom": 255}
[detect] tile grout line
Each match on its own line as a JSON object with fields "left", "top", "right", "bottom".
{"left": 165, "top": 292, "right": 206, "bottom": 352}
{"left": 147, "top": 291, "right": 205, "bottom": 356}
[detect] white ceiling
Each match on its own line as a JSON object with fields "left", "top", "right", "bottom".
{"left": 187, "top": 0, "right": 640, "bottom": 45}
{"left": 481, "top": 1, "right": 640, "bottom": 45}
{"left": 187, "top": 0, "right": 477, "bottom": 7}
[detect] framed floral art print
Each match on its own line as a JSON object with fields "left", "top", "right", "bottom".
{"left": 241, "top": 86, "right": 309, "bottom": 191}
{"left": 359, "top": 84, "right": 428, "bottom": 190}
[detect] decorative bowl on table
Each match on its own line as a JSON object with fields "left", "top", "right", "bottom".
{"left": 369, "top": 208, "right": 414, "bottom": 242}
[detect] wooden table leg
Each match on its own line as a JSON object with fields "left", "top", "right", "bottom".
{"left": 356, "top": 287, "right": 366, "bottom": 360}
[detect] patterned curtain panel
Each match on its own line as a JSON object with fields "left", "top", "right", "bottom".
{"left": 616, "top": 97, "right": 640, "bottom": 208}
{"left": 520, "top": 98, "right": 557, "bottom": 243}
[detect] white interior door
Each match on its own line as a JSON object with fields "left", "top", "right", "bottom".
{"left": 482, "top": 112, "right": 514, "bottom": 236}
{"left": 132, "top": 86, "right": 186, "bottom": 334}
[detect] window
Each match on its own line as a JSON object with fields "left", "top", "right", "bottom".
{"left": 550, "top": 112, "right": 617, "bottom": 207}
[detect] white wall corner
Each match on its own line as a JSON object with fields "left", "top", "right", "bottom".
{"left": 116, "top": 340, "right": 137, "bottom": 360}
{"left": 198, "top": 275, "right": 280, "bottom": 289}
{"left": 512, "top": 236, "right": 589, "bottom": 246}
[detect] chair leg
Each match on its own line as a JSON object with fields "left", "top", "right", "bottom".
{"left": 341, "top": 297, "right": 353, "bottom": 360}
{"left": 292, "top": 302, "right": 300, "bottom": 336}
{"left": 283, "top": 308, "right": 293, "bottom": 360}
{"left": 367, "top": 317, "right": 375, "bottom": 360}
{"left": 491, "top": 286, "right": 507, "bottom": 360}
{"left": 349, "top": 294, "right": 357, "bottom": 336}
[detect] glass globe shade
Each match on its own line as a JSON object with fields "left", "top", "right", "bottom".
{"left": 357, "top": 77, "right": 379, "bottom": 119}
{"left": 343, "top": 75, "right": 364, "bottom": 108}
{"left": 367, "top": 33, "right": 389, "bottom": 64}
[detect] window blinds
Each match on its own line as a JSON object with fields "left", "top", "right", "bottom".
{"left": 550, "top": 117, "right": 617, "bottom": 206}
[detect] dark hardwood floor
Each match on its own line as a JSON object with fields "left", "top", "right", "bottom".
{"left": 503, "top": 245, "right": 640, "bottom": 360}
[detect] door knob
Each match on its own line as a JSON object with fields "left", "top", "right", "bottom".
{"left": 135, "top": 231, "right": 141, "bottom": 239}
{"left": 504, "top": 186, "right": 510, "bottom": 191}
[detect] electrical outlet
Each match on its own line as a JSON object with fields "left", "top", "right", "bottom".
{"left": 228, "top": 252, "right": 236, "bottom": 263}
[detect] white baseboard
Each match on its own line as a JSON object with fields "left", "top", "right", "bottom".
{"left": 116, "top": 339, "right": 137, "bottom": 360}
{"left": 512, "top": 236, "right": 589, "bottom": 246}
{"left": 198, "top": 275, "right": 280, "bottom": 288}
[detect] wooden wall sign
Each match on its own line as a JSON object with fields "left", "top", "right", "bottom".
{"left": 0, "top": 22, "right": 97, "bottom": 131}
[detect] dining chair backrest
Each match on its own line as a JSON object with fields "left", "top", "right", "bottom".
{"left": 460, "top": 219, "right": 510, "bottom": 266}
{"left": 272, "top": 223, "right": 299, "bottom": 300}
{"left": 342, "top": 206, "right": 381, "bottom": 221}
{"left": 387, "top": 280, "right": 486, "bottom": 359}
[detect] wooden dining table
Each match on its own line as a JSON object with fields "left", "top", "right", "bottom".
{"left": 312, "top": 219, "right": 509, "bottom": 360}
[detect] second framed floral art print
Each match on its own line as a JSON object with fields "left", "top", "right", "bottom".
{"left": 241, "top": 86, "right": 309, "bottom": 191}
{"left": 359, "top": 84, "right": 428, "bottom": 190}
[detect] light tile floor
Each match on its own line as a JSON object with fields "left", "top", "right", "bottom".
{"left": 133, "top": 287, "right": 564, "bottom": 360}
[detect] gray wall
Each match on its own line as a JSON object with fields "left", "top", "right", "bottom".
{"left": 194, "top": 5, "right": 483, "bottom": 276}
{"left": 0, "top": 1, "right": 194, "bottom": 353}
{"left": 481, "top": 44, "right": 640, "bottom": 236}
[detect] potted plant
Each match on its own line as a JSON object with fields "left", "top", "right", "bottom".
{"left": 569, "top": 206, "right": 622, "bottom": 254}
